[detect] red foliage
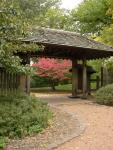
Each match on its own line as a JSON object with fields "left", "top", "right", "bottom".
{"left": 32, "top": 58, "right": 72, "bottom": 81}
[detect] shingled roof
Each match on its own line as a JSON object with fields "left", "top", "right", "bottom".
{"left": 23, "top": 28, "right": 113, "bottom": 60}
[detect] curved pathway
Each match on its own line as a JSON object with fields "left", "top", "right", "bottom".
{"left": 33, "top": 93, "right": 113, "bottom": 150}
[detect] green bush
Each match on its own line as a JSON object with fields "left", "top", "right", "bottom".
{"left": 31, "top": 75, "right": 51, "bottom": 88}
{"left": 0, "top": 93, "right": 52, "bottom": 149}
{"left": 95, "top": 84, "right": 113, "bottom": 106}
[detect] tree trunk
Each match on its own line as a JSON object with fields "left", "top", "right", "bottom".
{"left": 51, "top": 81, "right": 56, "bottom": 91}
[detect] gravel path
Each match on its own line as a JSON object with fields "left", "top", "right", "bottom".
{"left": 6, "top": 95, "right": 85, "bottom": 150}
{"left": 34, "top": 93, "right": 113, "bottom": 150}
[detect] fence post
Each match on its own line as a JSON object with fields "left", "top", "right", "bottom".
{"left": 101, "top": 67, "right": 103, "bottom": 87}
{"left": 19, "top": 75, "right": 26, "bottom": 93}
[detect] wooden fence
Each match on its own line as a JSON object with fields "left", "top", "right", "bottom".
{"left": 0, "top": 68, "right": 20, "bottom": 95}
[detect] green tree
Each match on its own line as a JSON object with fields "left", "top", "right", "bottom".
{"left": 70, "top": 0, "right": 113, "bottom": 35}
{"left": 69, "top": 0, "right": 113, "bottom": 74}
{"left": 0, "top": 0, "right": 60, "bottom": 73}
{"left": 39, "top": 7, "right": 69, "bottom": 29}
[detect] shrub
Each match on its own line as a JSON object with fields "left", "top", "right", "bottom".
{"left": 30, "top": 75, "right": 59, "bottom": 88}
{"left": 95, "top": 84, "right": 113, "bottom": 106}
{"left": 31, "top": 75, "right": 51, "bottom": 88}
{"left": 0, "top": 93, "right": 52, "bottom": 149}
{"left": 0, "top": 137, "right": 7, "bottom": 150}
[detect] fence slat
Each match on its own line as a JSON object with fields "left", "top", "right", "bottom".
{"left": 0, "top": 69, "right": 20, "bottom": 95}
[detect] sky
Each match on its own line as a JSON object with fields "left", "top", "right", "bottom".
{"left": 61, "top": 0, "right": 83, "bottom": 9}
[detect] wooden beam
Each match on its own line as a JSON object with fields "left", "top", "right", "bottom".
{"left": 72, "top": 59, "right": 78, "bottom": 97}
{"left": 82, "top": 59, "right": 87, "bottom": 99}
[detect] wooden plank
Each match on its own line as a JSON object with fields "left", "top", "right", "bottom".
{"left": 19, "top": 75, "right": 26, "bottom": 93}
{"left": 17, "top": 75, "right": 20, "bottom": 90}
{"left": 9, "top": 72, "right": 12, "bottom": 93}
{"left": 4, "top": 70, "right": 7, "bottom": 95}
{"left": 15, "top": 74, "right": 18, "bottom": 92}
{"left": 7, "top": 71, "right": 10, "bottom": 94}
{"left": 12, "top": 73, "right": 15, "bottom": 94}
{"left": 1, "top": 70, "right": 4, "bottom": 95}
{"left": 26, "top": 75, "right": 30, "bottom": 94}
{"left": 0, "top": 70, "right": 1, "bottom": 95}
{"left": 11, "top": 73, "right": 13, "bottom": 93}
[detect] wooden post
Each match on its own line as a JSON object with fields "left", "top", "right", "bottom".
{"left": 19, "top": 75, "right": 26, "bottom": 93}
{"left": 103, "top": 67, "right": 109, "bottom": 85}
{"left": 82, "top": 59, "right": 87, "bottom": 99}
{"left": 26, "top": 75, "right": 30, "bottom": 94}
{"left": 19, "top": 54, "right": 31, "bottom": 94}
{"left": 101, "top": 67, "right": 103, "bottom": 87}
{"left": 26, "top": 56, "right": 30, "bottom": 95}
{"left": 72, "top": 59, "right": 78, "bottom": 97}
{"left": 87, "top": 75, "right": 91, "bottom": 95}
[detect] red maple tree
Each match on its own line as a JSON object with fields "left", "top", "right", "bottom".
{"left": 32, "top": 58, "right": 72, "bottom": 90}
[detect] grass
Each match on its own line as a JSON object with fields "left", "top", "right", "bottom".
{"left": 56, "top": 84, "right": 72, "bottom": 91}
{"left": 31, "top": 84, "right": 72, "bottom": 93}
{"left": 31, "top": 83, "right": 97, "bottom": 93}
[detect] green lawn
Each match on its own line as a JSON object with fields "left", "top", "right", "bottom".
{"left": 56, "top": 84, "right": 72, "bottom": 91}
{"left": 31, "top": 83, "right": 97, "bottom": 93}
{"left": 31, "top": 84, "right": 72, "bottom": 93}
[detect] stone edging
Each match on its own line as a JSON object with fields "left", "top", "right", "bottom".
{"left": 41, "top": 104, "right": 86, "bottom": 150}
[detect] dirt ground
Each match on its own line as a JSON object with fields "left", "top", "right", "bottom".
{"left": 33, "top": 93, "right": 113, "bottom": 150}
{"left": 6, "top": 93, "right": 113, "bottom": 150}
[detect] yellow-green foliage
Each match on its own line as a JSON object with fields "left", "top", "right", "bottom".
{"left": 95, "top": 84, "right": 113, "bottom": 105}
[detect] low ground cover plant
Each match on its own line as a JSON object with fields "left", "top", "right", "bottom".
{"left": 95, "top": 84, "right": 113, "bottom": 106}
{"left": 0, "top": 93, "right": 52, "bottom": 149}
